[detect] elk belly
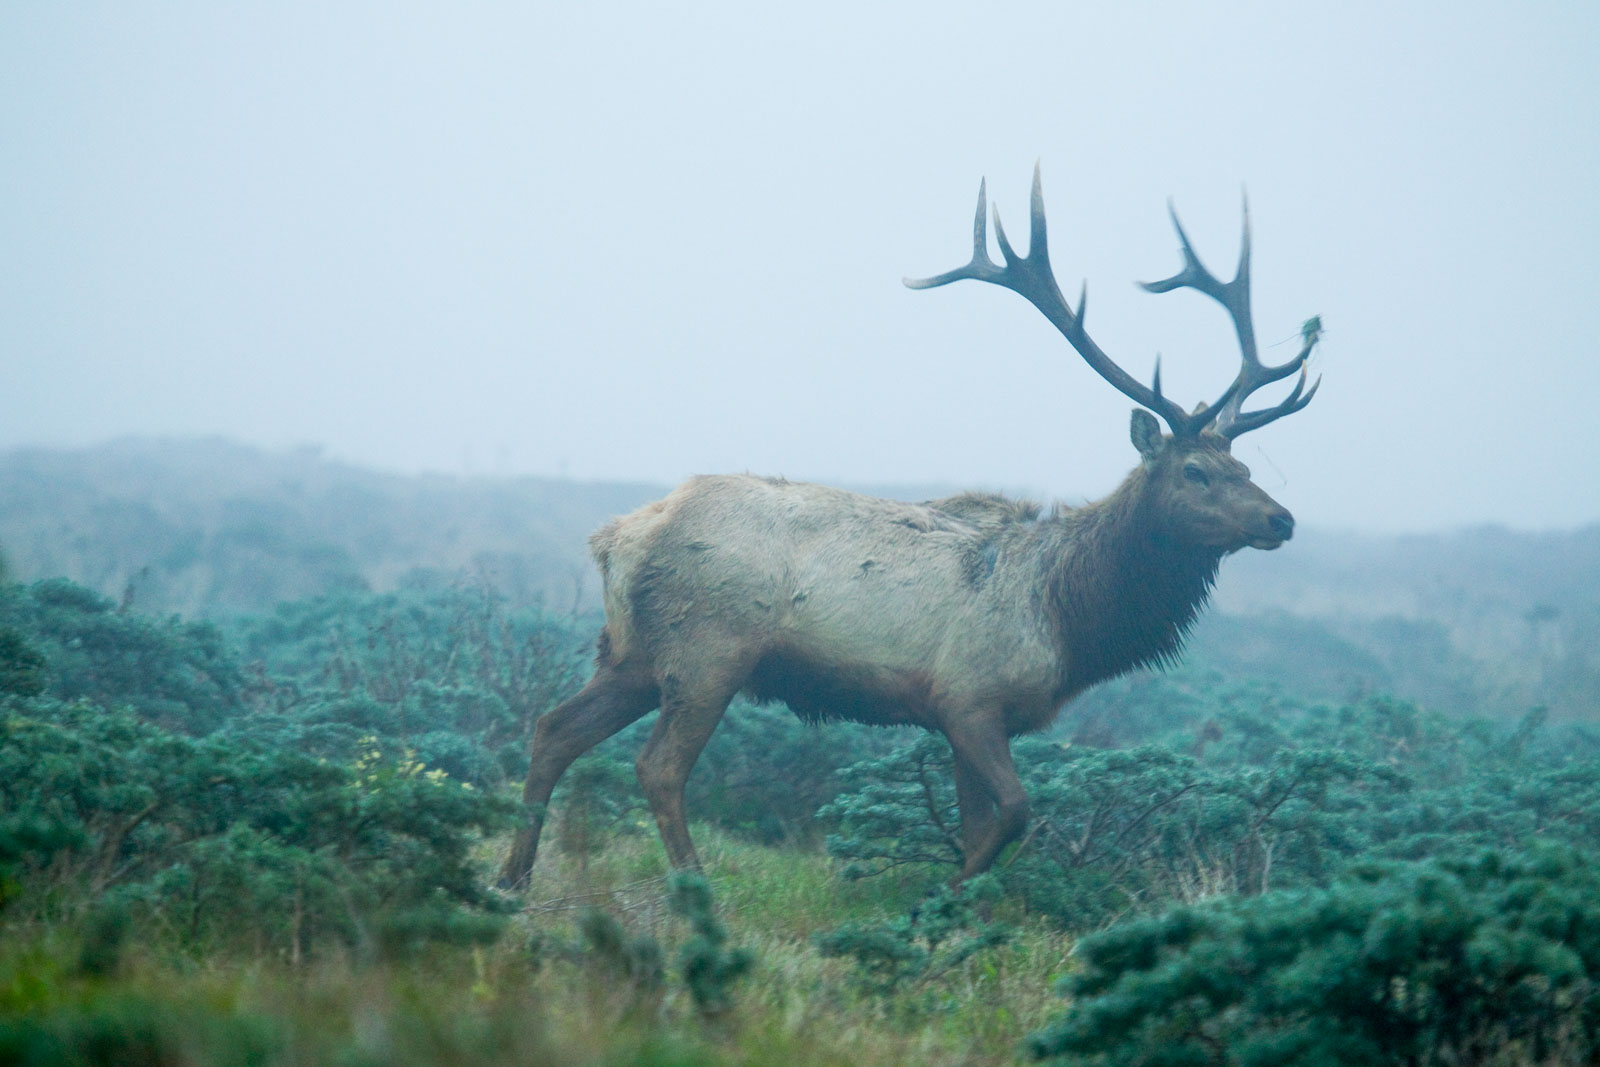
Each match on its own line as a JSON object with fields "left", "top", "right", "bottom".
{"left": 742, "top": 648, "right": 937, "bottom": 728}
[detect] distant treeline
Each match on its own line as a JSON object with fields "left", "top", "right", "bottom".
{"left": 2, "top": 437, "right": 1598, "bottom": 719}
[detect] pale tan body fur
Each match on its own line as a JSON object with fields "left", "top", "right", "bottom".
{"left": 596, "top": 475, "right": 1067, "bottom": 737}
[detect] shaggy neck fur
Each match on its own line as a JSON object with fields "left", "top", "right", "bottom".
{"left": 1040, "top": 465, "right": 1221, "bottom": 694}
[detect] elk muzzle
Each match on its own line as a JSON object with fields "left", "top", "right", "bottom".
{"left": 1251, "top": 507, "right": 1295, "bottom": 550}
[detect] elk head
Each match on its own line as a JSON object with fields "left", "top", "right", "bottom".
{"left": 906, "top": 164, "right": 1319, "bottom": 554}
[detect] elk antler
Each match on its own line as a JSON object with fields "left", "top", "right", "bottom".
{"left": 1139, "top": 196, "right": 1320, "bottom": 439}
{"left": 906, "top": 164, "right": 1221, "bottom": 438}
{"left": 907, "top": 165, "right": 1320, "bottom": 440}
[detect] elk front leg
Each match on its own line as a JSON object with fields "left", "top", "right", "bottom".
{"left": 498, "top": 664, "right": 657, "bottom": 889}
{"left": 942, "top": 714, "right": 1030, "bottom": 882}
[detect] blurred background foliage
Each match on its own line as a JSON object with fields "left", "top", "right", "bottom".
{"left": 3, "top": 439, "right": 1600, "bottom": 1062}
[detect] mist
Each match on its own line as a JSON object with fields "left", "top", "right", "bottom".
{"left": 2, "top": 1, "right": 1597, "bottom": 532}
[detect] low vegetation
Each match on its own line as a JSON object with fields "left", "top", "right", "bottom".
{"left": 3, "top": 575, "right": 1600, "bottom": 1064}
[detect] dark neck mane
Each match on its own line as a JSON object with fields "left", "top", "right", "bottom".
{"left": 1043, "top": 469, "right": 1221, "bottom": 693}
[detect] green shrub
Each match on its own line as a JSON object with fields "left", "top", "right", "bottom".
{"left": 0, "top": 579, "right": 246, "bottom": 733}
{"left": 1030, "top": 845, "right": 1600, "bottom": 1066}
{"left": 669, "top": 870, "right": 753, "bottom": 1020}
{"left": 821, "top": 730, "right": 1397, "bottom": 928}
{"left": 815, "top": 875, "right": 1010, "bottom": 998}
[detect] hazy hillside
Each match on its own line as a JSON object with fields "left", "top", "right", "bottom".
{"left": 2, "top": 438, "right": 1595, "bottom": 719}
{"left": 1215, "top": 526, "right": 1600, "bottom": 720}
{"left": 0, "top": 438, "right": 661, "bottom": 616}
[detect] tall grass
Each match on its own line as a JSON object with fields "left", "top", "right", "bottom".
{"left": 2, "top": 829, "right": 1072, "bottom": 1066}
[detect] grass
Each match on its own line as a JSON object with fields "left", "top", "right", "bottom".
{"left": 509, "top": 825, "right": 1078, "bottom": 1064}
{"left": 1, "top": 827, "right": 1077, "bottom": 1065}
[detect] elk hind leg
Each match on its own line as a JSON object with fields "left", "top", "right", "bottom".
{"left": 953, "top": 758, "right": 999, "bottom": 865}
{"left": 634, "top": 671, "right": 741, "bottom": 871}
{"left": 498, "top": 664, "right": 657, "bottom": 889}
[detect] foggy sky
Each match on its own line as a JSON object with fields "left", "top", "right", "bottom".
{"left": 2, "top": 2, "right": 1597, "bottom": 533}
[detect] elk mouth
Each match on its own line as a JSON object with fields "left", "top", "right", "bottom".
{"left": 1247, "top": 512, "right": 1295, "bottom": 550}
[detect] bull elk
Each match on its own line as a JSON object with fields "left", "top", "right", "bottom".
{"left": 499, "top": 165, "right": 1320, "bottom": 889}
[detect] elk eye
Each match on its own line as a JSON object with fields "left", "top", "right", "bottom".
{"left": 1183, "top": 464, "right": 1210, "bottom": 487}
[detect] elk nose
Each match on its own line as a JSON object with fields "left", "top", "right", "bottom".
{"left": 1268, "top": 510, "right": 1295, "bottom": 542}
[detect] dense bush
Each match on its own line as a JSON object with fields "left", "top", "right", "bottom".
{"left": 815, "top": 875, "right": 1010, "bottom": 999}
{"left": 232, "top": 582, "right": 592, "bottom": 787}
{"left": 686, "top": 703, "right": 901, "bottom": 848}
{"left": 0, "top": 580, "right": 516, "bottom": 959}
{"left": 822, "top": 730, "right": 1396, "bottom": 928}
{"left": 0, "top": 575, "right": 894, "bottom": 965}
{"left": 0, "top": 579, "right": 246, "bottom": 733}
{"left": 1030, "top": 845, "right": 1600, "bottom": 1065}
{"left": 823, "top": 692, "right": 1600, "bottom": 936}
{"left": 1, "top": 694, "right": 514, "bottom": 957}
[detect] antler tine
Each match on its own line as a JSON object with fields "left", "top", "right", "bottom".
{"left": 906, "top": 164, "right": 1197, "bottom": 435}
{"left": 1218, "top": 326, "right": 1322, "bottom": 437}
{"left": 1140, "top": 203, "right": 1234, "bottom": 296}
{"left": 1140, "top": 197, "right": 1259, "bottom": 366}
{"left": 1223, "top": 364, "right": 1322, "bottom": 437}
{"left": 903, "top": 179, "right": 1002, "bottom": 290}
{"left": 1218, "top": 310, "right": 1321, "bottom": 431}
{"left": 1140, "top": 194, "right": 1319, "bottom": 439}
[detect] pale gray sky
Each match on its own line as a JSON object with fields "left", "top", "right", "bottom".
{"left": 2, "top": 2, "right": 1597, "bottom": 532}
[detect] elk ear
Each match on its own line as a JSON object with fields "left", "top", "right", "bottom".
{"left": 1130, "top": 409, "right": 1164, "bottom": 460}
